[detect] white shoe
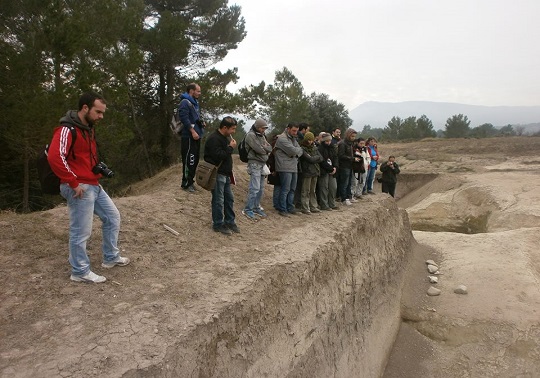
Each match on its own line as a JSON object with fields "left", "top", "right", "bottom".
{"left": 350, "top": 198, "right": 358, "bottom": 203}
{"left": 102, "top": 256, "right": 131, "bottom": 269}
{"left": 70, "top": 271, "right": 106, "bottom": 283}
{"left": 344, "top": 199, "right": 352, "bottom": 206}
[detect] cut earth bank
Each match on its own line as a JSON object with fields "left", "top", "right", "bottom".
{"left": 0, "top": 137, "right": 539, "bottom": 377}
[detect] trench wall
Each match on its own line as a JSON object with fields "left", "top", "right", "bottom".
{"left": 124, "top": 198, "right": 413, "bottom": 378}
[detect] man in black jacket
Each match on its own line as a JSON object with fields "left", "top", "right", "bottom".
{"left": 380, "top": 155, "right": 400, "bottom": 198}
{"left": 204, "top": 117, "right": 239, "bottom": 235}
{"left": 316, "top": 133, "right": 338, "bottom": 210}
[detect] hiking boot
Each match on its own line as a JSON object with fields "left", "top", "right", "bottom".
{"left": 70, "top": 271, "right": 106, "bottom": 283}
{"left": 301, "top": 209, "right": 312, "bottom": 215}
{"left": 213, "top": 225, "right": 232, "bottom": 235}
{"left": 278, "top": 211, "right": 290, "bottom": 217}
{"left": 310, "top": 208, "right": 321, "bottom": 213}
{"left": 254, "top": 208, "right": 268, "bottom": 218}
{"left": 242, "top": 209, "right": 257, "bottom": 220}
{"left": 288, "top": 209, "right": 300, "bottom": 215}
{"left": 226, "top": 224, "right": 240, "bottom": 233}
{"left": 183, "top": 185, "right": 195, "bottom": 193}
{"left": 368, "top": 190, "right": 376, "bottom": 195}
{"left": 102, "top": 256, "right": 130, "bottom": 269}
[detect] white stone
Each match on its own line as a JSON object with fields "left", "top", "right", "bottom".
{"left": 428, "top": 276, "right": 439, "bottom": 283}
{"left": 427, "top": 286, "right": 441, "bottom": 296}
{"left": 454, "top": 285, "right": 468, "bottom": 294}
{"left": 426, "top": 259, "right": 438, "bottom": 267}
{"left": 427, "top": 264, "right": 438, "bottom": 274}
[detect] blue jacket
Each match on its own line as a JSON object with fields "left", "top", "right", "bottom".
{"left": 178, "top": 93, "right": 204, "bottom": 139}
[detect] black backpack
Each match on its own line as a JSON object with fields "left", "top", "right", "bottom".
{"left": 37, "top": 125, "right": 77, "bottom": 195}
{"left": 238, "top": 137, "right": 249, "bottom": 163}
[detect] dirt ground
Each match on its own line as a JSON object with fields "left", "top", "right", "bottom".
{"left": 1, "top": 136, "right": 539, "bottom": 377}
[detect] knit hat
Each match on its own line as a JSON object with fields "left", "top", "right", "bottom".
{"left": 320, "top": 132, "right": 332, "bottom": 142}
{"left": 253, "top": 118, "right": 268, "bottom": 128}
{"left": 304, "top": 131, "right": 315, "bottom": 142}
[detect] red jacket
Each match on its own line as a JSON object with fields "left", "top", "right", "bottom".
{"left": 48, "top": 111, "right": 101, "bottom": 189}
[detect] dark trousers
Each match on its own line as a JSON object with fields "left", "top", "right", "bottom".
{"left": 181, "top": 137, "right": 200, "bottom": 188}
{"left": 382, "top": 182, "right": 396, "bottom": 197}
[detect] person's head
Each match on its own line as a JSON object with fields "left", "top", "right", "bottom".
{"left": 388, "top": 155, "right": 396, "bottom": 163}
{"left": 366, "top": 137, "right": 377, "bottom": 146}
{"left": 332, "top": 128, "right": 341, "bottom": 138}
{"left": 344, "top": 128, "right": 357, "bottom": 141}
{"left": 298, "top": 123, "right": 310, "bottom": 135}
{"left": 218, "top": 116, "right": 237, "bottom": 136}
{"left": 286, "top": 122, "right": 300, "bottom": 137}
{"left": 356, "top": 137, "right": 366, "bottom": 147}
{"left": 320, "top": 132, "right": 332, "bottom": 146}
{"left": 253, "top": 118, "right": 269, "bottom": 134}
{"left": 78, "top": 92, "right": 106, "bottom": 126}
{"left": 303, "top": 131, "right": 315, "bottom": 145}
{"left": 187, "top": 83, "right": 201, "bottom": 99}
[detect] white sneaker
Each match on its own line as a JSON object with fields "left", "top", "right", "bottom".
{"left": 344, "top": 199, "right": 352, "bottom": 206}
{"left": 70, "top": 271, "right": 106, "bottom": 283}
{"left": 102, "top": 256, "right": 131, "bottom": 269}
{"left": 350, "top": 198, "right": 358, "bottom": 203}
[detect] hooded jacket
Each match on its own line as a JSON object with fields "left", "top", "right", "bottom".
{"left": 245, "top": 126, "right": 272, "bottom": 164}
{"left": 178, "top": 93, "right": 204, "bottom": 139}
{"left": 48, "top": 110, "right": 101, "bottom": 189}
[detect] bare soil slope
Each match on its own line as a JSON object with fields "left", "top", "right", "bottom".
{"left": 1, "top": 136, "right": 539, "bottom": 378}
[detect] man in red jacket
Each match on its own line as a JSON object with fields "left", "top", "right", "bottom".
{"left": 48, "top": 92, "right": 130, "bottom": 283}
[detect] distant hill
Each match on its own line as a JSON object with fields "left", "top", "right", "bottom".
{"left": 349, "top": 101, "right": 540, "bottom": 131}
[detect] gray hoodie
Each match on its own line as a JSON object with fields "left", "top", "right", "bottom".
{"left": 246, "top": 127, "right": 272, "bottom": 164}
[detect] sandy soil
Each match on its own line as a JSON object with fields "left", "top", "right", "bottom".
{"left": 1, "top": 136, "right": 539, "bottom": 377}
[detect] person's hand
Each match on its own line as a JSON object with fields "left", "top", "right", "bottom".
{"left": 73, "top": 185, "right": 85, "bottom": 199}
{"left": 191, "top": 129, "right": 200, "bottom": 140}
{"left": 229, "top": 138, "right": 237, "bottom": 149}
{"left": 331, "top": 168, "right": 337, "bottom": 175}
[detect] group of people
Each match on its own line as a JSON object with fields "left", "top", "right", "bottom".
{"left": 48, "top": 84, "right": 400, "bottom": 283}
{"left": 175, "top": 83, "right": 400, "bottom": 235}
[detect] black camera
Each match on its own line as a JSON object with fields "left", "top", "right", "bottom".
{"left": 92, "top": 162, "right": 114, "bottom": 178}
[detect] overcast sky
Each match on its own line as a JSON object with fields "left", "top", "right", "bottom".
{"left": 214, "top": 0, "right": 540, "bottom": 111}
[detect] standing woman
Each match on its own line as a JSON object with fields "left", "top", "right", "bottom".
{"left": 364, "top": 137, "right": 379, "bottom": 194}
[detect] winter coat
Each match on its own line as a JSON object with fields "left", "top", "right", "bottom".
{"left": 299, "top": 144, "right": 323, "bottom": 177}
{"left": 274, "top": 130, "right": 303, "bottom": 173}
{"left": 337, "top": 139, "right": 355, "bottom": 170}
{"left": 204, "top": 130, "right": 234, "bottom": 175}
{"left": 318, "top": 142, "right": 338, "bottom": 175}
{"left": 380, "top": 161, "right": 400, "bottom": 183}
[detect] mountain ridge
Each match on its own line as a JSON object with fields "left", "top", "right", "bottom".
{"left": 349, "top": 101, "right": 540, "bottom": 131}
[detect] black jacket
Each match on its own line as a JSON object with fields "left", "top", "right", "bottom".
{"left": 380, "top": 161, "right": 400, "bottom": 183}
{"left": 337, "top": 140, "right": 355, "bottom": 170}
{"left": 318, "top": 142, "right": 338, "bottom": 174}
{"left": 204, "top": 130, "right": 234, "bottom": 175}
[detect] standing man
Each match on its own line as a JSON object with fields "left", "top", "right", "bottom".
{"left": 337, "top": 128, "right": 358, "bottom": 206}
{"left": 274, "top": 123, "right": 304, "bottom": 217}
{"left": 243, "top": 118, "right": 272, "bottom": 219}
{"left": 380, "top": 155, "right": 400, "bottom": 197}
{"left": 204, "top": 117, "right": 240, "bottom": 235}
{"left": 317, "top": 132, "right": 338, "bottom": 210}
{"left": 178, "top": 83, "right": 205, "bottom": 192}
{"left": 48, "top": 92, "right": 130, "bottom": 283}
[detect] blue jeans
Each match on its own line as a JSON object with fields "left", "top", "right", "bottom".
{"left": 338, "top": 168, "right": 353, "bottom": 201}
{"left": 278, "top": 172, "right": 297, "bottom": 212}
{"left": 211, "top": 174, "right": 235, "bottom": 228}
{"left": 365, "top": 165, "right": 377, "bottom": 191}
{"left": 244, "top": 162, "right": 265, "bottom": 211}
{"left": 272, "top": 185, "right": 281, "bottom": 210}
{"left": 60, "top": 183, "right": 121, "bottom": 276}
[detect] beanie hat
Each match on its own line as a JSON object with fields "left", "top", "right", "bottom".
{"left": 320, "top": 132, "right": 332, "bottom": 142}
{"left": 304, "top": 131, "right": 315, "bottom": 142}
{"left": 253, "top": 118, "right": 268, "bottom": 128}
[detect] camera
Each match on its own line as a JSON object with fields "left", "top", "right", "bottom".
{"left": 92, "top": 162, "right": 114, "bottom": 178}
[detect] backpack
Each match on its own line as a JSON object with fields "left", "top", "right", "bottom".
{"left": 238, "top": 137, "right": 249, "bottom": 163}
{"left": 169, "top": 99, "right": 194, "bottom": 136}
{"left": 37, "top": 125, "right": 77, "bottom": 195}
{"left": 169, "top": 107, "right": 183, "bottom": 135}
